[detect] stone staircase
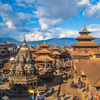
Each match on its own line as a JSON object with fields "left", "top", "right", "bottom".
{"left": 4, "top": 89, "right": 29, "bottom": 97}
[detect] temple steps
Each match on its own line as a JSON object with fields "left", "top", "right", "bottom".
{"left": 4, "top": 89, "right": 29, "bottom": 97}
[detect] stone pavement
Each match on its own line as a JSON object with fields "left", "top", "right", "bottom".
{"left": 0, "top": 82, "right": 9, "bottom": 90}
{"left": 59, "top": 78, "right": 83, "bottom": 100}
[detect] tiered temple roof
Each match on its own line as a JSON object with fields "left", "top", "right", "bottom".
{"left": 72, "top": 26, "right": 100, "bottom": 47}
{"left": 35, "top": 55, "right": 54, "bottom": 62}
{"left": 35, "top": 48, "right": 51, "bottom": 54}
{"left": 39, "top": 41, "right": 49, "bottom": 48}
{"left": 29, "top": 46, "right": 35, "bottom": 52}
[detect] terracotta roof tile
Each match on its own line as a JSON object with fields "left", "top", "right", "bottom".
{"left": 35, "top": 48, "right": 51, "bottom": 54}
{"left": 75, "top": 59, "right": 100, "bottom": 86}
{"left": 35, "top": 55, "right": 54, "bottom": 62}
{"left": 94, "top": 80, "right": 100, "bottom": 87}
{"left": 29, "top": 47, "right": 35, "bottom": 52}
{"left": 76, "top": 36, "right": 95, "bottom": 40}
{"left": 72, "top": 53, "right": 90, "bottom": 56}
{"left": 2, "top": 63, "right": 12, "bottom": 70}
{"left": 51, "top": 51, "right": 61, "bottom": 55}
{"left": 72, "top": 41, "right": 100, "bottom": 47}
{"left": 31, "top": 52, "right": 37, "bottom": 58}
{"left": 40, "top": 43, "right": 49, "bottom": 47}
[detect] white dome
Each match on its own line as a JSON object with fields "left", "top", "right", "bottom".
{"left": 10, "top": 57, "right": 15, "bottom": 61}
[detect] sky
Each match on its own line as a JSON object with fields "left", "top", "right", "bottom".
{"left": 0, "top": 0, "right": 100, "bottom": 41}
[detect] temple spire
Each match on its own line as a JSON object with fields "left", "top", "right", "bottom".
{"left": 38, "top": 40, "right": 40, "bottom": 46}
{"left": 24, "top": 37, "right": 26, "bottom": 43}
{"left": 44, "top": 40, "right": 46, "bottom": 44}
{"left": 82, "top": 25, "right": 87, "bottom": 31}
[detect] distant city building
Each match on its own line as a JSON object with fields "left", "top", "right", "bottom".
{"left": 0, "top": 42, "right": 17, "bottom": 68}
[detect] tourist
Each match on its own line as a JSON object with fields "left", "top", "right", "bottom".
{"left": 51, "top": 87, "right": 54, "bottom": 94}
{"left": 56, "top": 81, "right": 58, "bottom": 85}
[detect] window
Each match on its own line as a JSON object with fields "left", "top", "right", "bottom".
{"left": 34, "top": 82, "right": 36, "bottom": 86}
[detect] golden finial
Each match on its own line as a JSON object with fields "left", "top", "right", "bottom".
{"left": 24, "top": 37, "right": 26, "bottom": 43}
{"left": 82, "top": 25, "right": 87, "bottom": 31}
{"left": 44, "top": 40, "right": 46, "bottom": 44}
{"left": 54, "top": 45, "right": 56, "bottom": 47}
{"left": 38, "top": 40, "right": 40, "bottom": 46}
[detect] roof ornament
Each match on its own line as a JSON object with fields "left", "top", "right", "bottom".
{"left": 82, "top": 25, "right": 87, "bottom": 31}
{"left": 44, "top": 40, "right": 46, "bottom": 44}
{"left": 38, "top": 40, "right": 40, "bottom": 46}
{"left": 24, "top": 37, "right": 26, "bottom": 43}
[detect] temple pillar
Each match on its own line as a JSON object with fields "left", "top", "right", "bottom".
{"left": 44, "top": 62, "right": 47, "bottom": 70}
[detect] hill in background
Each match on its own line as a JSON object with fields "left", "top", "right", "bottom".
{"left": 0, "top": 37, "right": 100, "bottom": 46}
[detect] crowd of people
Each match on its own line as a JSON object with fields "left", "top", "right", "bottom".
{"left": 0, "top": 71, "right": 10, "bottom": 84}
{"left": 70, "top": 81, "right": 86, "bottom": 89}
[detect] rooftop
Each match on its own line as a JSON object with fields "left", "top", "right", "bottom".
{"left": 75, "top": 59, "right": 100, "bottom": 86}
{"left": 35, "top": 55, "right": 54, "bottom": 62}
{"left": 39, "top": 41, "right": 49, "bottom": 47}
{"left": 35, "top": 48, "right": 51, "bottom": 54}
{"left": 72, "top": 41, "right": 100, "bottom": 47}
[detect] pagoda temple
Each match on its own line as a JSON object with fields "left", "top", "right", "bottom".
{"left": 39, "top": 41, "right": 50, "bottom": 49}
{"left": 35, "top": 41, "right": 54, "bottom": 81}
{"left": 71, "top": 26, "right": 100, "bottom": 62}
{"left": 50, "top": 45, "right": 61, "bottom": 61}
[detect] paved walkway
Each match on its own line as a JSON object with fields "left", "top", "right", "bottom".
{"left": 59, "top": 78, "right": 83, "bottom": 100}
{"left": 0, "top": 82, "right": 9, "bottom": 90}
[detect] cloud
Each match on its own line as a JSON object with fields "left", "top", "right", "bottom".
{"left": 0, "top": 22, "right": 13, "bottom": 36}
{"left": 59, "top": 29, "right": 79, "bottom": 38}
{"left": 6, "top": 21, "right": 16, "bottom": 30}
{"left": 83, "top": 1, "right": 100, "bottom": 19}
{"left": 87, "top": 24, "right": 100, "bottom": 37}
{"left": 77, "top": 0, "right": 90, "bottom": 6}
{"left": 24, "top": 29, "right": 58, "bottom": 41}
{"left": 16, "top": 0, "right": 34, "bottom": 4}
{"left": 39, "top": 18, "right": 62, "bottom": 31}
{"left": 17, "top": 28, "right": 79, "bottom": 41}
{"left": 25, "top": 31, "right": 44, "bottom": 41}
{"left": 35, "top": 0, "right": 82, "bottom": 20}
{"left": 0, "top": 2, "right": 31, "bottom": 32}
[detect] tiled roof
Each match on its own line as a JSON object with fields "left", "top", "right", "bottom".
{"left": 29, "top": 47, "right": 35, "bottom": 52}
{"left": 35, "top": 48, "right": 51, "bottom": 54}
{"left": 75, "top": 59, "right": 100, "bottom": 86}
{"left": 39, "top": 42, "right": 49, "bottom": 47}
{"left": 76, "top": 36, "right": 95, "bottom": 40}
{"left": 2, "top": 63, "right": 12, "bottom": 70}
{"left": 94, "top": 80, "right": 100, "bottom": 87}
{"left": 72, "top": 53, "right": 90, "bottom": 56}
{"left": 31, "top": 52, "right": 37, "bottom": 58}
{"left": 35, "top": 55, "right": 54, "bottom": 62}
{"left": 72, "top": 41, "right": 100, "bottom": 47}
{"left": 51, "top": 51, "right": 61, "bottom": 55}
{"left": 52, "top": 46, "right": 59, "bottom": 50}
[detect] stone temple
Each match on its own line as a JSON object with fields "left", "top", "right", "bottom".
{"left": 9, "top": 38, "right": 39, "bottom": 92}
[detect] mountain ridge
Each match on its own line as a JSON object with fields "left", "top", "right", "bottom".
{"left": 0, "top": 37, "right": 100, "bottom": 46}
